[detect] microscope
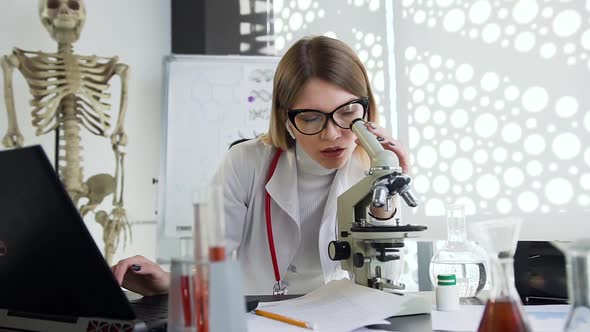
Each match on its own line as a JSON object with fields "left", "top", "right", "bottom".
{"left": 329, "top": 119, "right": 427, "bottom": 294}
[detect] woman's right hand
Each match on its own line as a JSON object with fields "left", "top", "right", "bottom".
{"left": 111, "top": 255, "right": 170, "bottom": 296}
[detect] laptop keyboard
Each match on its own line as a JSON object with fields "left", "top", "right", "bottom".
{"left": 129, "top": 295, "right": 168, "bottom": 325}
{"left": 128, "top": 294, "right": 259, "bottom": 330}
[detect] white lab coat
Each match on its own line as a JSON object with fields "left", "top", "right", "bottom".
{"left": 215, "top": 138, "right": 366, "bottom": 295}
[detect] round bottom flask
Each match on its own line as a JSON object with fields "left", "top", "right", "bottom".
{"left": 430, "top": 241, "right": 488, "bottom": 298}
{"left": 429, "top": 205, "right": 488, "bottom": 298}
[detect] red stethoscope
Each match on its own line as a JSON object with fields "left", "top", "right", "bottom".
{"left": 264, "top": 148, "right": 287, "bottom": 295}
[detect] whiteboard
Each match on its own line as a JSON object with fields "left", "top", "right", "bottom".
{"left": 159, "top": 55, "right": 280, "bottom": 237}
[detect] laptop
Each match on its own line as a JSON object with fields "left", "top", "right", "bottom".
{"left": 0, "top": 146, "right": 167, "bottom": 332}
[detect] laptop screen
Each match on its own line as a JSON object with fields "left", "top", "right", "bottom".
{"left": 0, "top": 146, "right": 136, "bottom": 320}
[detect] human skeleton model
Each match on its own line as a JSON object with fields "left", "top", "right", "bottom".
{"left": 1, "top": 0, "right": 130, "bottom": 264}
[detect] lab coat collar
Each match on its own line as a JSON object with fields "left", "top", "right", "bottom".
{"left": 265, "top": 147, "right": 366, "bottom": 228}
{"left": 264, "top": 145, "right": 369, "bottom": 284}
{"left": 265, "top": 147, "right": 301, "bottom": 226}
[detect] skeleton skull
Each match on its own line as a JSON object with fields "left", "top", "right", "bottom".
{"left": 38, "top": 0, "right": 86, "bottom": 44}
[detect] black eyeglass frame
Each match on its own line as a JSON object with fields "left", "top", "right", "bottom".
{"left": 287, "top": 97, "right": 369, "bottom": 135}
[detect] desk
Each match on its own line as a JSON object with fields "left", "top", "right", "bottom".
{"left": 247, "top": 294, "right": 570, "bottom": 332}
{"left": 246, "top": 293, "right": 478, "bottom": 332}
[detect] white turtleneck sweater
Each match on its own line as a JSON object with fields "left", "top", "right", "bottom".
{"left": 282, "top": 143, "right": 336, "bottom": 294}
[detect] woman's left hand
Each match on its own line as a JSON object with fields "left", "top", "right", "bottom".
{"left": 355, "top": 121, "right": 410, "bottom": 174}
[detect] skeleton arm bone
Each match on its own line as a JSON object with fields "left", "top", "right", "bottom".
{"left": 1, "top": 54, "right": 24, "bottom": 148}
{"left": 105, "top": 64, "right": 131, "bottom": 254}
{"left": 111, "top": 64, "right": 129, "bottom": 149}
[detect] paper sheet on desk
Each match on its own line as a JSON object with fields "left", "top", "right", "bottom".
{"left": 247, "top": 279, "right": 430, "bottom": 332}
{"left": 431, "top": 304, "right": 569, "bottom": 332}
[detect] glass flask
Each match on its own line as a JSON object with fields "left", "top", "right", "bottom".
{"left": 471, "top": 218, "right": 531, "bottom": 332}
{"left": 429, "top": 204, "right": 488, "bottom": 298}
{"left": 553, "top": 239, "right": 590, "bottom": 332}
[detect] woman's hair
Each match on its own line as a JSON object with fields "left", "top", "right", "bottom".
{"left": 261, "top": 36, "right": 377, "bottom": 151}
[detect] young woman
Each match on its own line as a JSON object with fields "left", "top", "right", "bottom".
{"left": 112, "top": 36, "right": 409, "bottom": 295}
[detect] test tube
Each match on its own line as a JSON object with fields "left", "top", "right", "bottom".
{"left": 179, "top": 237, "right": 194, "bottom": 328}
{"left": 193, "top": 190, "right": 209, "bottom": 263}
{"left": 192, "top": 190, "right": 209, "bottom": 332}
{"left": 207, "top": 185, "right": 226, "bottom": 262}
{"left": 167, "top": 257, "right": 196, "bottom": 332}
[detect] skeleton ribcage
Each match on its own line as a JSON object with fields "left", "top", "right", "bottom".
{"left": 14, "top": 48, "right": 116, "bottom": 136}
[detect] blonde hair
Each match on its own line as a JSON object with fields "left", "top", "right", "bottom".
{"left": 261, "top": 36, "right": 377, "bottom": 154}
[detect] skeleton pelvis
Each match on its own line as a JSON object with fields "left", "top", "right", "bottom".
{"left": 79, "top": 173, "right": 116, "bottom": 216}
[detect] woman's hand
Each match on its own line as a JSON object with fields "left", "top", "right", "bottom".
{"left": 111, "top": 255, "right": 170, "bottom": 296}
{"left": 356, "top": 121, "right": 410, "bottom": 173}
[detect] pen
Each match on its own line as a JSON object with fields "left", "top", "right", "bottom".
{"left": 254, "top": 309, "right": 316, "bottom": 330}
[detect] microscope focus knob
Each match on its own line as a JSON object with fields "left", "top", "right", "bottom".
{"left": 353, "top": 253, "right": 365, "bottom": 268}
{"left": 328, "top": 241, "right": 351, "bottom": 261}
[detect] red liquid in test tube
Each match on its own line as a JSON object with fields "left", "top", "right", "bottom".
{"left": 209, "top": 246, "right": 226, "bottom": 262}
{"left": 180, "top": 275, "right": 192, "bottom": 327}
{"left": 193, "top": 197, "right": 210, "bottom": 332}
{"left": 194, "top": 268, "right": 209, "bottom": 332}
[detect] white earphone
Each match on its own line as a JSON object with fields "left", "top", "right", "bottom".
{"left": 286, "top": 120, "right": 296, "bottom": 140}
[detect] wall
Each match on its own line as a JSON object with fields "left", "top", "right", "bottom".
{"left": 0, "top": 0, "right": 171, "bottom": 263}
{"left": 393, "top": 0, "right": 590, "bottom": 241}
{"left": 273, "top": 0, "right": 396, "bottom": 133}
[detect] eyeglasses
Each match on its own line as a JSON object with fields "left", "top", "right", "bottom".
{"left": 287, "top": 97, "right": 369, "bottom": 135}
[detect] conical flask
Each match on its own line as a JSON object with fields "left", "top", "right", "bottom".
{"left": 429, "top": 204, "right": 488, "bottom": 298}
{"left": 471, "top": 218, "right": 531, "bottom": 332}
{"left": 553, "top": 239, "right": 590, "bottom": 332}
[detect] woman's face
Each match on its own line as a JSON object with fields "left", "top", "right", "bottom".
{"left": 288, "top": 78, "right": 361, "bottom": 169}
